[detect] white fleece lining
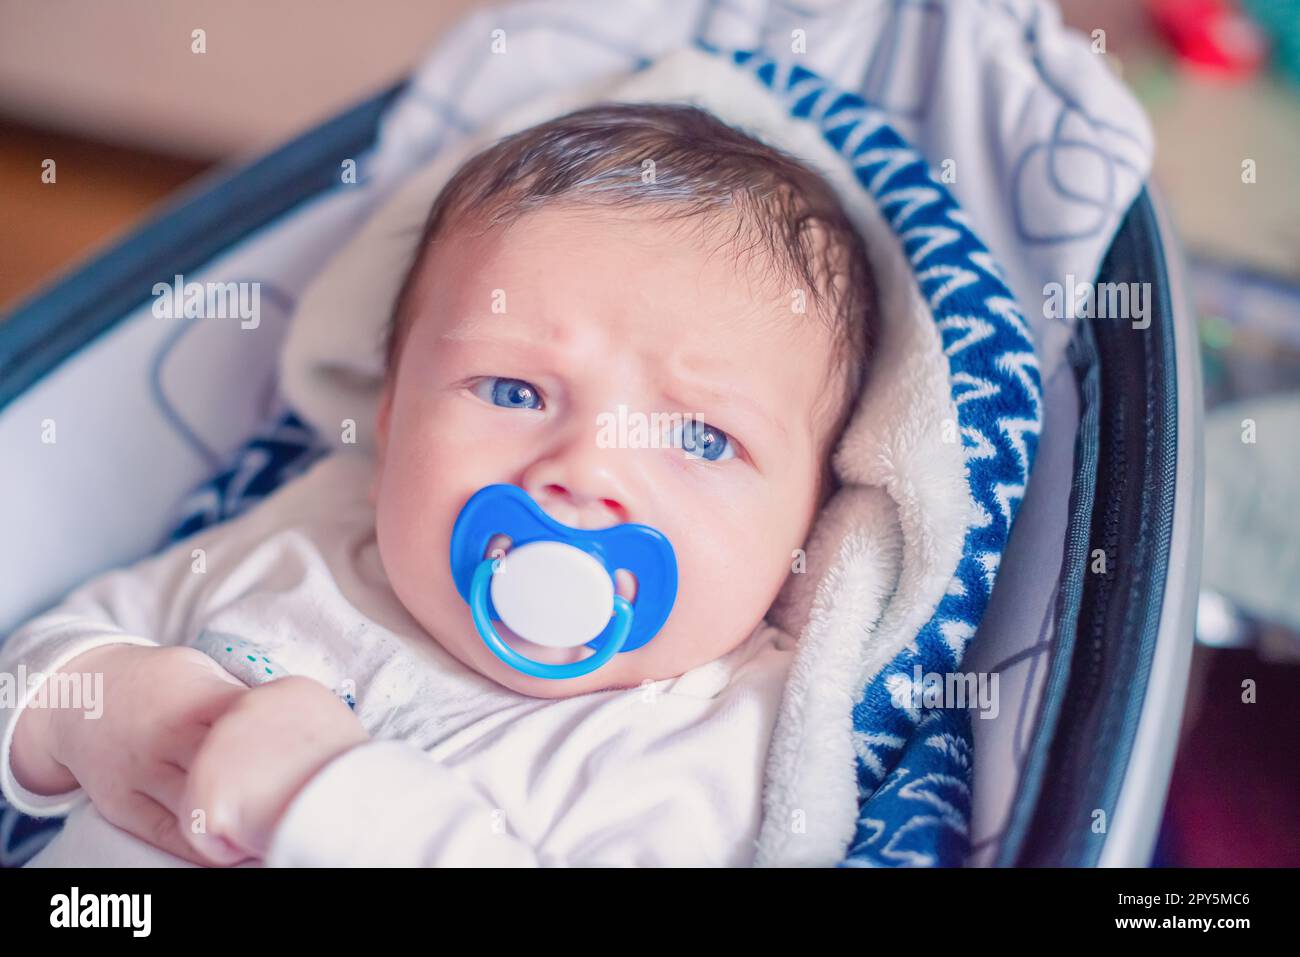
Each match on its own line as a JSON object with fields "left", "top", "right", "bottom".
{"left": 278, "top": 50, "right": 976, "bottom": 868}
{"left": 757, "top": 486, "right": 903, "bottom": 865}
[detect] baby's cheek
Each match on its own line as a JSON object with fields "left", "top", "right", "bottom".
{"left": 373, "top": 448, "right": 453, "bottom": 595}
{"left": 671, "top": 507, "right": 783, "bottom": 625}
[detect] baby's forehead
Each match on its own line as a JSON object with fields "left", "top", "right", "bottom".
{"left": 386, "top": 103, "right": 869, "bottom": 433}
{"left": 433, "top": 205, "right": 821, "bottom": 320}
{"left": 430, "top": 209, "right": 831, "bottom": 363}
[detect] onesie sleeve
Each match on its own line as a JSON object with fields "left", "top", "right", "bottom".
{"left": 0, "top": 458, "right": 354, "bottom": 818}
{"left": 1, "top": 453, "right": 372, "bottom": 818}
{"left": 266, "top": 635, "right": 790, "bottom": 868}
{"left": 265, "top": 741, "right": 546, "bottom": 866}
{"left": 0, "top": 537, "right": 211, "bottom": 816}
{"left": 266, "top": 730, "right": 768, "bottom": 868}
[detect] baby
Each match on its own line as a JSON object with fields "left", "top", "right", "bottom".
{"left": 1, "top": 103, "right": 874, "bottom": 866}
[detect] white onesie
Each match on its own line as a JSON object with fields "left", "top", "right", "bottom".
{"left": 0, "top": 452, "right": 795, "bottom": 866}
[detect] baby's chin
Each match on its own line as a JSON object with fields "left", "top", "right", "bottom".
{"left": 440, "top": 615, "right": 658, "bottom": 699}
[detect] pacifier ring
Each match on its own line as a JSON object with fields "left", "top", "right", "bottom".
{"left": 449, "top": 483, "right": 677, "bottom": 677}
{"left": 469, "top": 558, "right": 634, "bottom": 680}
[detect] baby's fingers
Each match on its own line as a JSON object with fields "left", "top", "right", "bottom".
{"left": 139, "top": 759, "right": 191, "bottom": 823}
{"left": 102, "top": 790, "right": 229, "bottom": 867}
{"left": 159, "top": 720, "right": 213, "bottom": 770}
{"left": 180, "top": 755, "right": 260, "bottom": 866}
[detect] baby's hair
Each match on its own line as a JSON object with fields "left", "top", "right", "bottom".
{"left": 384, "top": 102, "right": 874, "bottom": 439}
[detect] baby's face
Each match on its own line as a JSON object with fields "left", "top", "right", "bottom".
{"left": 372, "top": 205, "right": 843, "bottom": 698}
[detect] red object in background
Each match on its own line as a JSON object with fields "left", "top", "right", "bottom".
{"left": 1157, "top": 648, "right": 1300, "bottom": 867}
{"left": 1147, "top": 0, "right": 1268, "bottom": 76}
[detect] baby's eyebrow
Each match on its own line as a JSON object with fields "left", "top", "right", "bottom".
{"left": 660, "top": 366, "right": 786, "bottom": 443}
{"left": 438, "top": 317, "right": 560, "bottom": 344}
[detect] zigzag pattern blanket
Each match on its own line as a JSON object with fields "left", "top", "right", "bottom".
{"left": 725, "top": 50, "right": 1042, "bottom": 866}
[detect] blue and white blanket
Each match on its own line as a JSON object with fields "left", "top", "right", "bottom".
{"left": 731, "top": 52, "right": 1043, "bottom": 865}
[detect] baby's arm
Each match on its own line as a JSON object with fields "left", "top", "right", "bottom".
{"left": 3, "top": 454, "right": 367, "bottom": 864}
{"left": 263, "top": 741, "right": 753, "bottom": 867}
{"left": 259, "top": 704, "right": 772, "bottom": 867}
{"left": 1, "top": 529, "right": 250, "bottom": 863}
{"left": 3, "top": 543, "right": 199, "bottom": 805}
{"left": 257, "top": 638, "right": 790, "bottom": 867}
{"left": 266, "top": 741, "right": 547, "bottom": 866}
{"left": 172, "top": 674, "right": 534, "bottom": 867}
{"left": 12, "top": 643, "right": 248, "bottom": 864}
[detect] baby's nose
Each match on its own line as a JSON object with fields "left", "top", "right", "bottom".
{"left": 530, "top": 482, "right": 629, "bottom": 529}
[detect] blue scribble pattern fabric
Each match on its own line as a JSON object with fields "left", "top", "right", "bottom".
{"left": 168, "top": 410, "right": 330, "bottom": 540}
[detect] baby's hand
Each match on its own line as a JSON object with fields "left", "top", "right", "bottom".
{"left": 13, "top": 643, "right": 250, "bottom": 865}
{"left": 181, "top": 675, "right": 369, "bottom": 865}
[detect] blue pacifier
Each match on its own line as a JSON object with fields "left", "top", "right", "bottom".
{"left": 449, "top": 485, "right": 678, "bottom": 680}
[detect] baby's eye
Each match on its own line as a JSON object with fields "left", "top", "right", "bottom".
{"left": 671, "top": 419, "right": 736, "bottom": 463}
{"left": 472, "top": 377, "right": 544, "bottom": 411}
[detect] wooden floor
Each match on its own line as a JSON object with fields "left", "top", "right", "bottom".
{"left": 0, "top": 120, "right": 211, "bottom": 312}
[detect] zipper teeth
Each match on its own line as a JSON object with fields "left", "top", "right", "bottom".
{"left": 1038, "top": 316, "right": 1132, "bottom": 865}
{"left": 1017, "top": 192, "right": 1180, "bottom": 866}
{"left": 1090, "top": 390, "right": 1128, "bottom": 696}
{"left": 1056, "top": 353, "right": 1127, "bottom": 773}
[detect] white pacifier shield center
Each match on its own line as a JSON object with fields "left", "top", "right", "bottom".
{"left": 490, "top": 541, "right": 615, "bottom": 648}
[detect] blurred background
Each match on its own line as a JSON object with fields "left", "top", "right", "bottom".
{"left": 1, "top": 0, "right": 1296, "bottom": 865}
